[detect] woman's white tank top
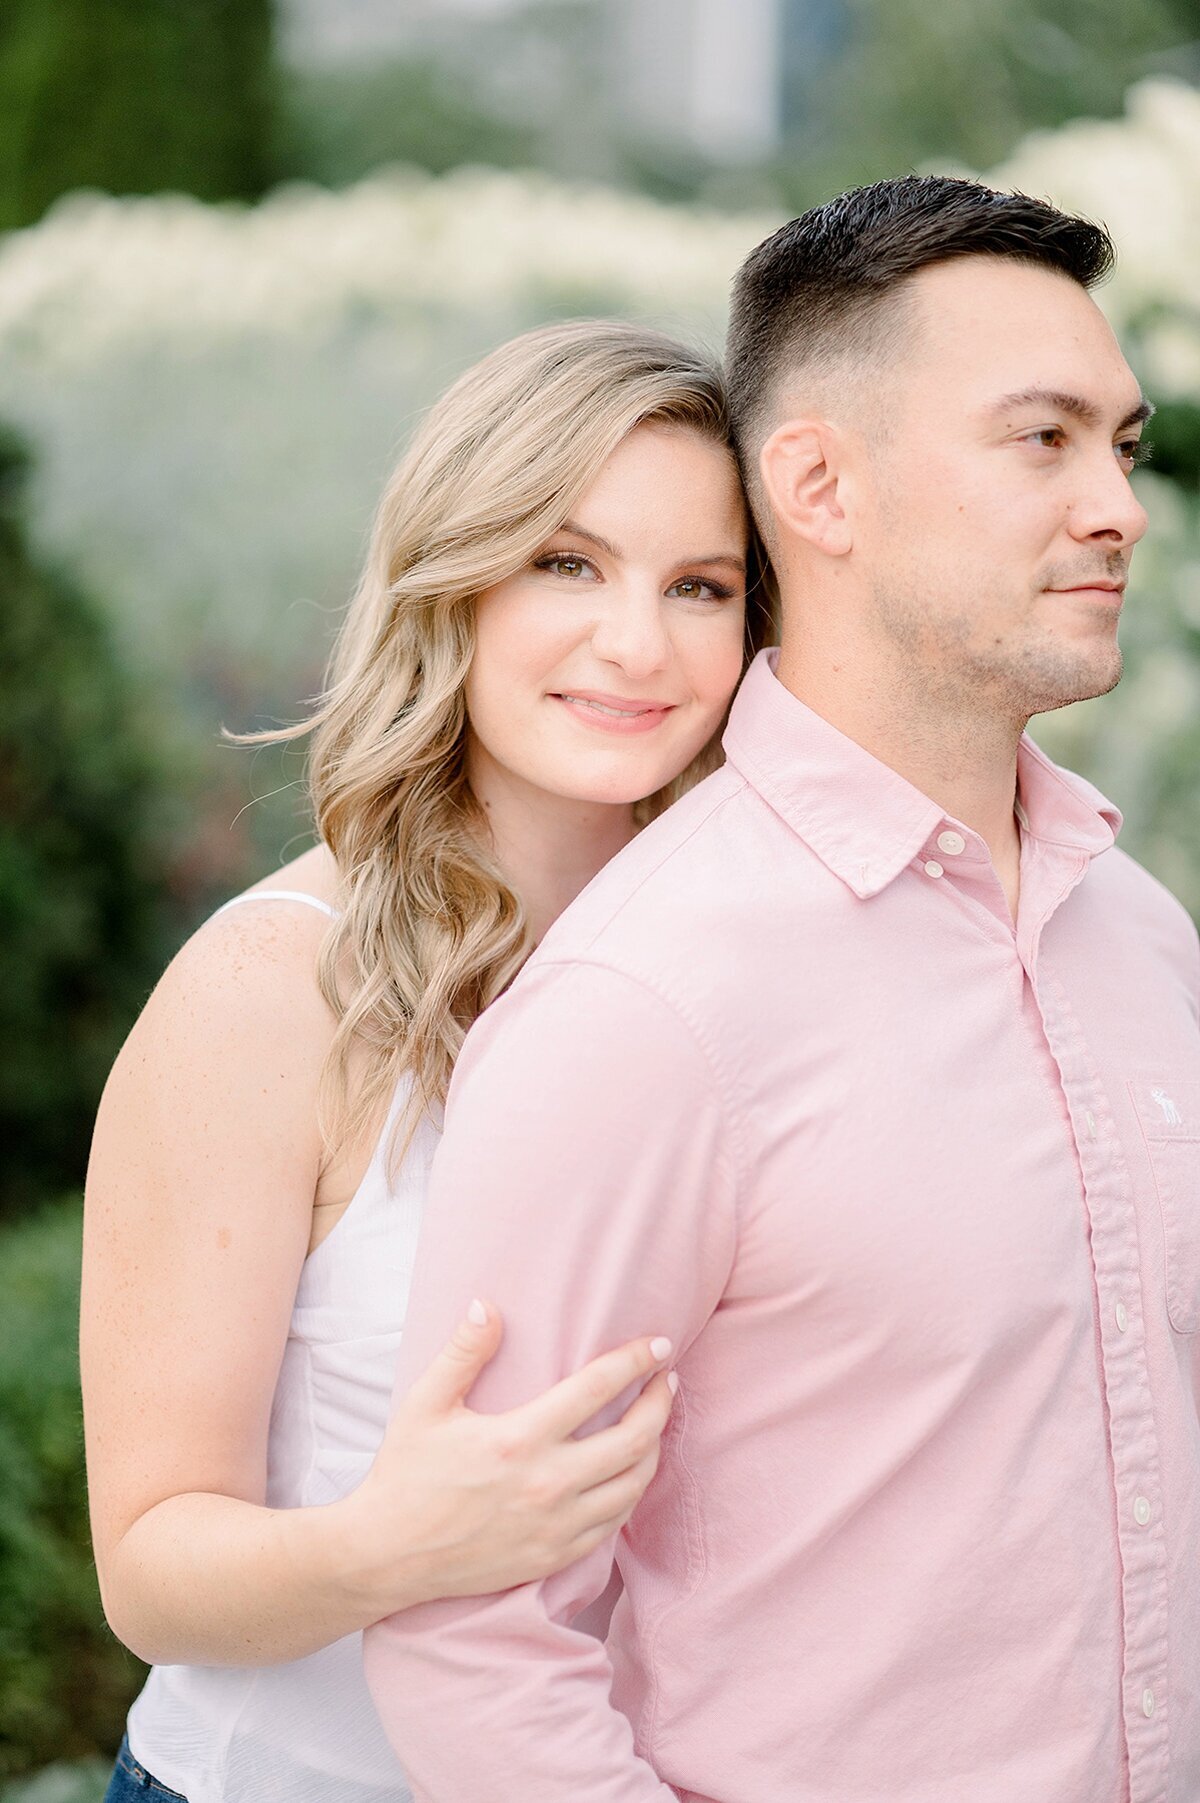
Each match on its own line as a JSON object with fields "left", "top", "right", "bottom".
{"left": 126, "top": 891, "right": 432, "bottom": 1802}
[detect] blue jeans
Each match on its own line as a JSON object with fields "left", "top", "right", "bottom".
{"left": 104, "top": 1734, "right": 189, "bottom": 1802}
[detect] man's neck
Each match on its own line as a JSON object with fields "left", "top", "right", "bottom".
{"left": 775, "top": 637, "right": 1025, "bottom": 920}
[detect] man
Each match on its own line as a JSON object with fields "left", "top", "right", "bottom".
{"left": 362, "top": 177, "right": 1200, "bottom": 1801}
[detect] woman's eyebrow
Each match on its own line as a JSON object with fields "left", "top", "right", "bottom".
{"left": 688, "top": 552, "right": 748, "bottom": 574}
{"left": 557, "top": 518, "right": 620, "bottom": 557}
{"left": 556, "top": 520, "right": 746, "bottom": 574}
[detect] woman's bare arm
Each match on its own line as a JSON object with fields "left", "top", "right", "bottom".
{"left": 81, "top": 903, "right": 673, "bottom": 1667}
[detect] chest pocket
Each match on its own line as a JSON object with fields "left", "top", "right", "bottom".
{"left": 1130, "top": 1077, "right": 1200, "bottom": 1335}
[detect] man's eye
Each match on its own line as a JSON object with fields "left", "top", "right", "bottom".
{"left": 1117, "top": 438, "right": 1151, "bottom": 469}
{"left": 1026, "top": 427, "right": 1065, "bottom": 450}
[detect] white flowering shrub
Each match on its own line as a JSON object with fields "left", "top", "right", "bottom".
{"left": 992, "top": 79, "right": 1200, "bottom": 404}
{"left": 0, "top": 170, "right": 773, "bottom": 692}
{"left": 0, "top": 82, "right": 1196, "bottom": 906}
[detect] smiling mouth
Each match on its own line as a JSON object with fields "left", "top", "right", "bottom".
{"left": 554, "top": 693, "right": 673, "bottom": 719}
{"left": 548, "top": 691, "right": 679, "bottom": 737}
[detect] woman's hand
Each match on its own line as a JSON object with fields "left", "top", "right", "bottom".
{"left": 336, "top": 1303, "right": 677, "bottom": 1615}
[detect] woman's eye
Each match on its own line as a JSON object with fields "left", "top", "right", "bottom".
{"left": 668, "top": 576, "right": 730, "bottom": 602}
{"left": 534, "top": 552, "right": 596, "bottom": 580}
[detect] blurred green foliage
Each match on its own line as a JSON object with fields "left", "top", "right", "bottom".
{"left": 0, "top": 1199, "right": 143, "bottom": 1780}
{"left": 772, "top": 0, "right": 1200, "bottom": 204}
{"left": 277, "top": 55, "right": 538, "bottom": 188}
{"left": 0, "top": 428, "right": 176, "bottom": 1219}
{"left": 267, "top": 0, "right": 1200, "bottom": 214}
{"left": 1146, "top": 397, "right": 1200, "bottom": 488}
{"left": 0, "top": 0, "right": 277, "bottom": 231}
{"left": 631, "top": 0, "right": 1200, "bottom": 209}
{"left": 1, "top": 1758, "right": 112, "bottom": 1802}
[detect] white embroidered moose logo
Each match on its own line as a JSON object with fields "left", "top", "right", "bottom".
{"left": 1151, "top": 1087, "right": 1184, "bottom": 1127}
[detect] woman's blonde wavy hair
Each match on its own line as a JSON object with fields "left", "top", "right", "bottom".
{"left": 242, "top": 318, "right": 775, "bottom": 1174}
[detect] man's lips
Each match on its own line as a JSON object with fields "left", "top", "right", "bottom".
{"left": 1047, "top": 579, "right": 1126, "bottom": 602}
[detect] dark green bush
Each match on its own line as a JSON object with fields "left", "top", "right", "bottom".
{"left": 0, "top": 1199, "right": 143, "bottom": 1780}
{"left": 0, "top": 0, "right": 277, "bottom": 231}
{"left": 0, "top": 427, "right": 178, "bottom": 1220}
{"left": 1144, "top": 398, "right": 1200, "bottom": 490}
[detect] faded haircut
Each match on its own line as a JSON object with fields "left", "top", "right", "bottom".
{"left": 725, "top": 174, "right": 1115, "bottom": 527}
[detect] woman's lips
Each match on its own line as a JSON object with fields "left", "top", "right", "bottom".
{"left": 550, "top": 691, "right": 677, "bottom": 735}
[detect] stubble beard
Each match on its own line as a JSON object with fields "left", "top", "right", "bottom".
{"left": 868, "top": 571, "right": 1124, "bottom": 737}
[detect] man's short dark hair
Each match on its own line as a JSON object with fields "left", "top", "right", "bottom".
{"left": 725, "top": 174, "right": 1115, "bottom": 497}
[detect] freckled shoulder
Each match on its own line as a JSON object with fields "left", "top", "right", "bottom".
{"left": 95, "top": 896, "right": 340, "bottom": 1210}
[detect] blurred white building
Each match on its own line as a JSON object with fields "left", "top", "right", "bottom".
{"left": 609, "top": 0, "right": 785, "bottom": 162}
{"left": 276, "top": 0, "right": 827, "bottom": 166}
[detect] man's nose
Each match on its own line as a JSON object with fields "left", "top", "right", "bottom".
{"left": 1068, "top": 448, "right": 1149, "bottom": 550}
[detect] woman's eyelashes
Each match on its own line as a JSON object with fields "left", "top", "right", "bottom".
{"left": 533, "top": 550, "right": 600, "bottom": 581}
{"left": 531, "top": 549, "right": 737, "bottom": 602}
{"left": 666, "top": 574, "right": 737, "bottom": 602}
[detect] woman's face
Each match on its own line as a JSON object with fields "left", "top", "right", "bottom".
{"left": 464, "top": 424, "right": 749, "bottom": 814}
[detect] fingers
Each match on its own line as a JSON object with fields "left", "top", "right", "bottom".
{"left": 404, "top": 1300, "right": 505, "bottom": 1413}
{"left": 521, "top": 1422, "right": 668, "bottom": 1584}
{"left": 559, "top": 1368, "right": 676, "bottom": 1492}
{"left": 567, "top": 1444, "right": 663, "bottom": 1554}
{"left": 515, "top": 1335, "right": 674, "bottom": 1442}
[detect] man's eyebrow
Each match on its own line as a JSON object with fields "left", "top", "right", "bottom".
{"left": 555, "top": 519, "right": 746, "bottom": 574}
{"left": 988, "top": 387, "right": 1155, "bottom": 432}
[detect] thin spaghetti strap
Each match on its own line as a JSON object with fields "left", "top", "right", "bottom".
{"left": 212, "top": 889, "right": 340, "bottom": 921}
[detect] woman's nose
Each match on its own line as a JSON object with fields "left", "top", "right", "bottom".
{"left": 588, "top": 590, "right": 671, "bottom": 680}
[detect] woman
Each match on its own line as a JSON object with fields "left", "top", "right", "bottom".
{"left": 81, "top": 318, "right": 773, "bottom": 1802}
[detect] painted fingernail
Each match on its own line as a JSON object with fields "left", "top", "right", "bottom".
{"left": 467, "top": 1299, "right": 487, "bottom": 1327}
{"left": 667, "top": 1371, "right": 679, "bottom": 1395}
{"left": 649, "top": 1336, "right": 672, "bottom": 1361}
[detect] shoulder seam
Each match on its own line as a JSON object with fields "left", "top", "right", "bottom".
{"left": 571, "top": 774, "right": 751, "bottom": 960}
{"left": 530, "top": 954, "right": 751, "bottom": 1226}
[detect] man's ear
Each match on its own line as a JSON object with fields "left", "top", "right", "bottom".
{"left": 758, "top": 418, "right": 852, "bottom": 557}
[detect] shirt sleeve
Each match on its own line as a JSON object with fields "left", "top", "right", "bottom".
{"left": 362, "top": 956, "right": 739, "bottom": 1802}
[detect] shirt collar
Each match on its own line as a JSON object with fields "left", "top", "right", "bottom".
{"left": 723, "top": 649, "right": 1121, "bottom": 900}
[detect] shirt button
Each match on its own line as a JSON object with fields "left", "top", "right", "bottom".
{"left": 923, "top": 860, "right": 944, "bottom": 879}
{"left": 1134, "top": 1495, "right": 1151, "bottom": 1526}
{"left": 1142, "top": 1687, "right": 1156, "bottom": 1718}
{"left": 937, "top": 830, "right": 966, "bottom": 856}
{"left": 1115, "top": 1301, "right": 1129, "bottom": 1332}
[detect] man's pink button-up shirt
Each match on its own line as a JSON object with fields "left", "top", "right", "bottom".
{"left": 364, "top": 649, "right": 1200, "bottom": 1803}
